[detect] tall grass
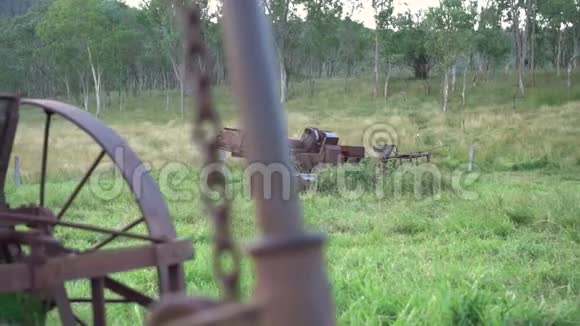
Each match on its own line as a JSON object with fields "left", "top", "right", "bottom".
{"left": 4, "top": 73, "right": 580, "bottom": 324}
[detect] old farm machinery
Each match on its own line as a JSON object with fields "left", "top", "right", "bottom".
{"left": 216, "top": 127, "right": 432, "bottom": 173}
{"left": 0, "top": 96, "right": 191, "bottom": 325}
{"left": 0, "top": 1, "right": 335, "bottom": 325}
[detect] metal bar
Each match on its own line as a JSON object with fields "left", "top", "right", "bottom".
{"left": 103, "top": 277, "right": 154, "bottom": 307}
{"left": 91, "top": 278, "right": 106, "bottom": 326}
{"left": 58, "top": 150, "right": 106, "bottom": 219}
{"left": 221, "top": 1, "right": 335, "bottom": 325}
{"left": 40, "top": 112, "right": 52, "bottom": 207}
{"left": 69, "top": 298, "right": 136, "bottom": 304}
{"left": 0, "top": 96, "right": 20, "bottom": 207}
{"left": 53, "top": 285, "right": 76, "bottom": 326}
{"left": 74, "top": 315, "right": 88, "bottom": 326}
{"left": 87, "top": 217, "right": 145, "bottom": 252}
{"left": 0, "top": 240, "right": 192, "bottom": 292}
{"left": 0, "top": 212, "right": 161, "bottom": 242}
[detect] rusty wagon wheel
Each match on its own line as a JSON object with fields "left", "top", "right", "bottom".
{"left": 0, "top": 96, "right": 191, "bottom": 326}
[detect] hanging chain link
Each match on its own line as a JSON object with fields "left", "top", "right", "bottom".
{"left": 185, "top": 7, "right": 241, "bottom": 302}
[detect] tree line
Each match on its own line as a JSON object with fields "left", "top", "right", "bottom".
{"left": 0, "top": 0, "right": 579, "bottom": 114}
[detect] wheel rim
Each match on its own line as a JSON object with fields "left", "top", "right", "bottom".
{"left": 2, "top": 99, "right": 186, "bottom": 325}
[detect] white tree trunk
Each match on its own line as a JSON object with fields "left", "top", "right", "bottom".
{"left": 164, "top": 72, "right": 170, "bottom": 111}
{"left": 79, "top": 71, "right": 89, "bottom": 111}
{"left": 87, "top": 45, "right": 102, "bottom": 117}
{"left": 462, "top": 67, "right": 468, "bottom": 107}
{"left": 574, "top": 28, "right": 579, "bottom": 68}
{"left": 171, "top": 59, "right": 184, "bottom": 115}
{"left": 279, "top": 51, "right": 287, "bottom": 103}
{"left": 384, "top": 60, "right": 391, "bottom": 100}
{"left": 63, "top": 76, "right": 71, "bottom": 100}
{"left": 442, "top": 68, "right": 450, "bottom": 113}
{"left": 568, "top": 55, "right": 577, "bottom": 89}
{"left": 373, "top": 32, "right": 379, "bottom": 98}
{"left": 556, "top": 28, "right": 563, "bottom": 77}
{"left": 451, "top": 64, "right": 457, "bottom": 94}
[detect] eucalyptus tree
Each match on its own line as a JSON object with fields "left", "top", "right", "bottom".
{"left": 475, "top": 1, "right": 511, "bottom": 79}
{"left": 374, "top": 0, "right": 396, "bottom": 99}
{"left": 300, "top": 0, "right": 343, "bottom": 95}
{"left": 391, "top": 11, "right": 432, "bottom": 80}
{"left": 37, "top": 0, "right": 115, "bottom": 116}
{"left": 537, "top": 0, "right": 577, "bottom": 77}
{"left": 263, "top": 0, "right": 301, "bottom": 103}
{"left": 371, "top": 0, "right": 393, "bottom": 97}
{"left": 425, "top": 0, "right": 477, "bottom": 112}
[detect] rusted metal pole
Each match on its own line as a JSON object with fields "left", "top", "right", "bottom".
{"left": 221, "top": 1, "right": 335, "bottom": 325}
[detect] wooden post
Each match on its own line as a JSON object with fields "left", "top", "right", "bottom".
{"left": 14, "top": 156, "right": 21, "bottom": 187}
{"left": 467, "top": 144, "right": 474, "bottom": 173}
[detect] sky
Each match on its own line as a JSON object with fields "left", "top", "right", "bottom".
{"left": 123, "top": 0, "right": 441, "bottom": 28}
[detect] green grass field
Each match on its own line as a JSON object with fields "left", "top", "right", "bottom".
{"left": 4, "top": 74, "right": 580, "bottom": 325}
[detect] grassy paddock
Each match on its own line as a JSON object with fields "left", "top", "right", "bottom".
{"left": 4, "top": 74, "right": 580, "bottom": 325}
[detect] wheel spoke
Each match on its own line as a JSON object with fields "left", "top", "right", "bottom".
{"left": 58, "top": 150, "right": 106, "bottom": 219}
{"left": 104, "top": 277, "right": 154, "bottom": 307}
{"left": 0, "top": 212, "right": 161, "bottom": 243}
{"left": 91, "top": 278, "right": 106, "bottom": 326}
{"left": 73, "top": 315, "right": 88, "bottom": 326}
{"left": 87, "top": 217, "right": 145, "bottom": 252}
{"left": 53, "top": 285, "right": 76, "bottom": 326}
{"left": 40, "top": 112, "right": 52, "bottom": 207}
{"left": 69, "top": 298, "right": 136, "bottom": 304}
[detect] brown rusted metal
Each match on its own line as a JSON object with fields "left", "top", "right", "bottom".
{"left": 0, "top": 95, "right": 19, "bottom": 208}
{"left": 217, "top": 126, "right": 431, "bottom": 175}
{"left": 0, "top": 96, "right": 192, "bottom": 325}
{"left": 217, "top": 127, "right": 366, "bottom": 172}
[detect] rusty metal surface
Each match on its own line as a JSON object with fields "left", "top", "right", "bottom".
{"left": 0, "top": 97, "right": 191, "bottom": 325}
{"left": 0, "top": 95, "right": 19, "bottom": 207}
{"left": 0, "top": 238, "right": 192, "bottom": 292}
{"left": 217, "top": 126, "right": 432, "bottom": 174}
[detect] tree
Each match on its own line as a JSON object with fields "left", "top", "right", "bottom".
{"left": 392, "top": 11, "right": 432, "bottom": 80}
{"left": 475, "top": 1, "right": 511, "bottom": 78}
{"left": 426, "top": 0, "right": 477, "bottom": 112}
{"left": 264, "top": 0, "right": 298, "bottom": 103}
{"left": 37, "top": 0, "right": 113, "bottom": 116}
{"left": 537, "top": 0, "right": 577, "bottom": 77}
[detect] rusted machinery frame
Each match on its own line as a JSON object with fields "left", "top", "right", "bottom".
{"left": 0, "top": 95, "right": 19, "bottom": 207}
{"left": 0, "top": 239, "right": 192, "bottom": 293}
{"left": 19, "top": 99, "right": 186, "bottom": 294}
{"left": 222, "top": 1, "right": 335, "bottom": 325}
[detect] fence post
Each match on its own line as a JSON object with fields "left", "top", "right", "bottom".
{"left": 467, "top": 144, "right": 474, "bottom": 173}
{"left": 14, "top": 156, "right": 21, "bottom": 187}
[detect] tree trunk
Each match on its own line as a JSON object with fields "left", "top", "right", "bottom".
{"left": 63, "top": 76, "right": 71, "bottom": 100}
{"left": 164, "top": 72, "right": 170, "bottom": 111}
{"left": 373, "top": 32, "right": 379, "bottom": 97}
{"left": 79, "top": 71, "right": 89, "bottom": 111}
{"left": 568, "top": 55, "right": 577, "bottom": 89}
{"left": 531, "top": 15, "right": 536, "bottom": 85}
{"left": 279, "top": 50, "right": 288, "bottom": 103}
{"left": 574, "top": 27, "right": 579, "bottom": 68}
{"left": 87, "top": 45, "right": 102, "bottom": 117}
{"left": 451, "top": 64, "right": 457, "bottom": 94}
{"left": 442, "top": 68, "right": 450, "bottom": 113}
{"left": 511, "top": 1, "right": 525, "bottom": 96}
{"left": 462, "top": 67, "right": 468, "bottom": 107}
{"left": 384, "top": 60, "right": 391, "bottom": 101}
{"left": 556, "top": 28, "right": 563, "bottom": 77}
{"left": 171, "top": 59, "right": 184, "bottom": 115}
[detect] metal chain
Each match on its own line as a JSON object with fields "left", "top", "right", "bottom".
{"left": 185, "top": 7, "right": 241, "bottom": 302}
